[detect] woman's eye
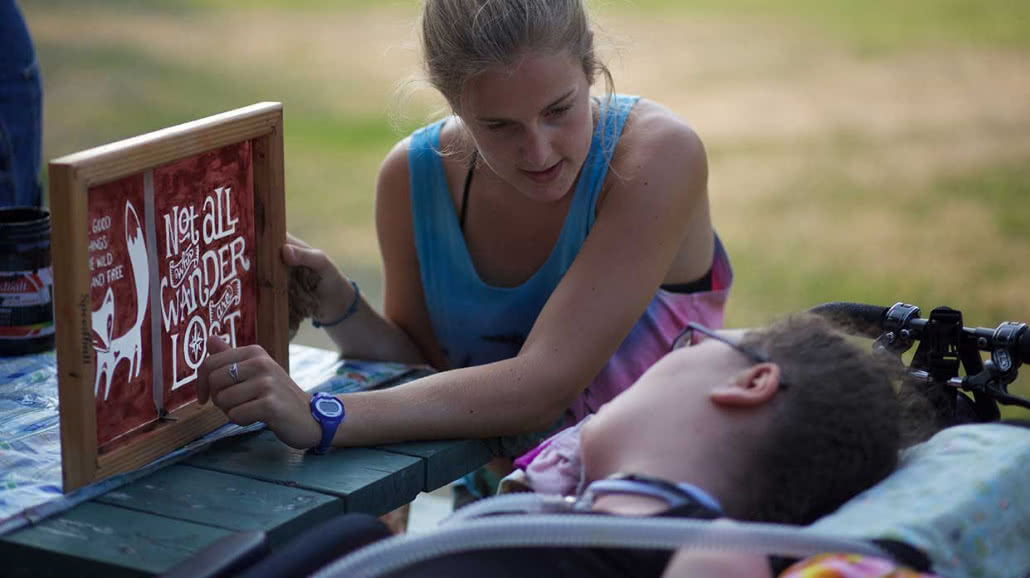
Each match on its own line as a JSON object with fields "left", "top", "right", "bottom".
{"left": 547, "top": 104, "right": 572, "bottom": 118}
{"left": 485, "top": 122, "right": 509, "bottom": 131}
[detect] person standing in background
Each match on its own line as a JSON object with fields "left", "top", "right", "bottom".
{"left": 0, "top": 0, "right": 44, "bottom": 208}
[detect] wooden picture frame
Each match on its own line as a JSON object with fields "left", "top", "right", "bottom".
{"left": 49, "top": 102, "right": 288, "bottom": 492}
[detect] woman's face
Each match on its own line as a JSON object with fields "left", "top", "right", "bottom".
{"left": 459, "top": 50, "right": 594, "bottom": 203}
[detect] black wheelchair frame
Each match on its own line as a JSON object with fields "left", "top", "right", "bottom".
{"left": 810, "top": 301, "right": 1030, "bottom": 428}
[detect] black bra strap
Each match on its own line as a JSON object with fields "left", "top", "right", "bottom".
{"left": 459, "top": 152, "right": 477, "bottom": 232}
{"left": 660, "top": 266, "right": 713, "bottom": 294}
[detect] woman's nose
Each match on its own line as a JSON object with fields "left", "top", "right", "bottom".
{"left": 521, "top": 124, "right": 553, "bottom": 168}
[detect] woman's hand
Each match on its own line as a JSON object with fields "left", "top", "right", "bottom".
{"left": 282, "top": 231, "right": 428, "bottom": 365}
{"left": 197, "top": 336, "right": 321, "bottom": 450}
{"left": 282, "top": 232, "right": 357, "bottom": 326}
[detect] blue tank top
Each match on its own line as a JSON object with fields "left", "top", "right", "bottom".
{"left": 409, "top": 95, "right": 639, "bottom": 368}
{"left": 409, "top": 95, "right": 732, "bottom": 454}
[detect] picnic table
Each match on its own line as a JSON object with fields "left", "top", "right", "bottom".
{"left": 0, "top": 346, "right": 493, "bottom": 577}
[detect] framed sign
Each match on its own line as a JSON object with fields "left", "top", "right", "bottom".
{"left": 49, "top": 103, "right": 288, "bottom": 492}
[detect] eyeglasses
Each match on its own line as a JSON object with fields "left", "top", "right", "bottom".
{"left": 670, "top": 322, "right": 789, "bottom": 390}
{"left": 670, "top": 322, "right": 764, "bottom": 360}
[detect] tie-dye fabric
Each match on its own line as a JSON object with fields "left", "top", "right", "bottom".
{"left": 780, "top": 553, "right": 939, "bottom": 577}
{"left": 563, "top": 248, "right": 731, "bottom": 428}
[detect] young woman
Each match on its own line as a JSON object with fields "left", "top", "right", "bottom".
{"left": 197, "top": 0, "right": 731, "bottom": 464}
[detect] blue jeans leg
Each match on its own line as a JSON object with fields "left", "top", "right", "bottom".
{"left": 0, "top": 0, "right": 44, "bottom": 208}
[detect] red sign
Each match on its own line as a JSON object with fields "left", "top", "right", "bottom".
{"left": 88, "top": 174, "right": 155, "bottom": 445}
{"left": 87, "top": 142, "right": 256, "bottom": 448}
{"left": 154, "top": 142, "right": 256, "bottom": 413}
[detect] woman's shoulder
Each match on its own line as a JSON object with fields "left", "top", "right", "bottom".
{"left": 379, "top": 135, "right": 412, "bottom": 184}
{"left": 378, "top": 118, "right": 469, "bottom": 204}
{"left": 381, "top": 115, "right": 457, "bottom": 178}
{"left": 610, "top": 98, "right": 707, "bottom": 183}
{"left": 618, "top": 98, "right": 705, "bottom": 166}
{"left": 393, "top": 117, "right": 471, "bottom": 170}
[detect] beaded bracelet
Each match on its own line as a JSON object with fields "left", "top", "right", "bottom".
{"left": 312, "top": 279, "right": 361, "bottom": 328}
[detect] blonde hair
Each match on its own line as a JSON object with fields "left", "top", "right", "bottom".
{"left": 420, "top": 0, "right": 614, "bottom": 112}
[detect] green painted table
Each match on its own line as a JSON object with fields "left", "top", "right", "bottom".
{"left": 0, "top": 363, "right": 493, "bottom": 577}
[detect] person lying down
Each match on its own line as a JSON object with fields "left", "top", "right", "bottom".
{"left": 305, "top": 314, "right": 936, "bottom": 577}
{"left": 499, "top": 314, "right": 932, "bottom": 577}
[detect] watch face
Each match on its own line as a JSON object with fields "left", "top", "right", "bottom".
{"left": 316, "top": 397, "right": 343, "bottom": 418}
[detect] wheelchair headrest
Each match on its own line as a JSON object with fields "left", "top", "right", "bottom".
{"left": 805, "top": 422, "right": 1030, "bottom": 578}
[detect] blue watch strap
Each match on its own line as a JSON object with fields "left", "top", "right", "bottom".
{"left": 316, "top": 426, "right": 334, "bottom": 454}
{"left": 310, "top": 392, "right": 345, "bottom": 455}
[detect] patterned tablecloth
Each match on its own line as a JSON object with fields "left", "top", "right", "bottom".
{"left": 0, "top": 343, "right": 418, "bottom": 535}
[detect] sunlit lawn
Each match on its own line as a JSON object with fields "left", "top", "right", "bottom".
{"left": 23, "top": 0, "right": 1030, "bottom": 417}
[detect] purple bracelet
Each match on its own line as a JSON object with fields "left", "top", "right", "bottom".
{"left": 312, "top": 279, "right": 361, "bottom": 328}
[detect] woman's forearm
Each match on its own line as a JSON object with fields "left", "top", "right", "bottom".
{"left": 317, "top": 287, "right": 426, "bottom": 365}
{"left": 331, "top": 353, "right": 579, "bottom": 447}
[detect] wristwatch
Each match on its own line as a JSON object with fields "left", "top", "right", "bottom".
{"left": 309, "top": 392, "right": 345, "bottom": 454}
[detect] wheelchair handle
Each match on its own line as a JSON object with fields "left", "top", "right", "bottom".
{"left": 810, "top": 301, "right": 1030, "bottom": 365}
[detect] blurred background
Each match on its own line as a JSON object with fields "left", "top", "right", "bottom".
{"left": 21, "top": 0, "right": 1029, "bottom": 417}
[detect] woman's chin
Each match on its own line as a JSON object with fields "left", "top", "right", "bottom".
{"left": 518, "top": 175, "right": 576, "bottom": 203}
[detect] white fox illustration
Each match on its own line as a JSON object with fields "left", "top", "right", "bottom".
{"left": 93, "top": 202, "right": 150, "bottom": 400}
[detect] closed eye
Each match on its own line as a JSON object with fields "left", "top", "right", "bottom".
{"left": 547, "top": 104, "right": 573, "bottom": 118}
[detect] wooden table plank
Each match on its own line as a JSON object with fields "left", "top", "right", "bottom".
{"left": 377, "top": 439, "right": 493, "bottom": 491}
{"left": 0, "top": 501, "right": 231, "bottom": 578}
{"left": 186, "top": 430, "right": 423, "bottom": 516}
{"left": 95, "top": 464, "right": 343, "bottom": 545}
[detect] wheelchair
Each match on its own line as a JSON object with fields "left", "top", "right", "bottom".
{"left": 164, "top": 301, "right": 1030, "bottom": 578}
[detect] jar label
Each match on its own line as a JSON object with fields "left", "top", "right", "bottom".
{"left": 0, "top": 266, "right": 55, "bottom": 339}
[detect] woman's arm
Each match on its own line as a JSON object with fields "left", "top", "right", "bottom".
{"left": 282, "top": 235, "right": 425, "bottom": 365}
{"left": 280, "top": 139, "right": 429, "bottom": 366}
{"left": 199, "top": 104, "right": 714, "bottom": 448}
{"left": 374, "top": 138, "right": 452, "bottom": 370}
{"left": 325, "top": 104, "right": 714, "bottom": 446}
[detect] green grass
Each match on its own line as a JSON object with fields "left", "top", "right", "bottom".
{"left": 721, "top": 158, "right": 1030, "bottom": 417}
{"left": 30, "top": 0, "right": 1030, "bottom": 53}
{"left": 34, "top": 17, "right": 414, "bottom": 239}
{"left": 182, "top": 0, "right": 394, "bottom": 9}
{"left": 286, "top": 113, "right": 418, "bottom": 157}
{"left": 621, "top": 0, "right": 1030, "bottom": 53}
{"left": 36, "top": 43, "right": 265, "bottom": 155}
{"left": 938, "top": 161, "right": 1030, "bottom": 238}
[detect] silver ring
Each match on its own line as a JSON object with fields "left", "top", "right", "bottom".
{"left": 228, "top": 362, "right": 241, "bottom": 385}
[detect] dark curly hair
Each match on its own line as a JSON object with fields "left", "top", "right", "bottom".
{"left": 730, "top": 314, "right": 904, "bottom": 525}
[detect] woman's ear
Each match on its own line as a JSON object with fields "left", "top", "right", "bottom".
{"left": 709, "top": 363, "right": 781, "bottom": 408}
